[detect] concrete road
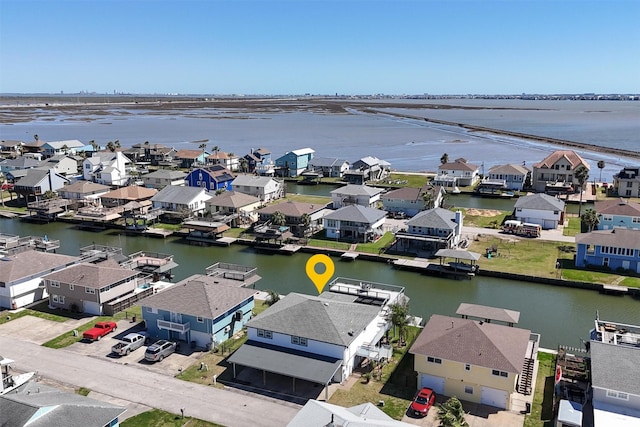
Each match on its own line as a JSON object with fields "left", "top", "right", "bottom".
{"left": 0, "top": 336, "right": 299, "bottom": 427}
{"left": 462, "top": 225, "right": 575, "bottom": 243}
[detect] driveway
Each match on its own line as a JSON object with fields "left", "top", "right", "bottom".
{"left": 0, "top": 313, "right": 96, "bottom": 345}
{"left": 401, "top": 397, "right": 525, "bottom": 427}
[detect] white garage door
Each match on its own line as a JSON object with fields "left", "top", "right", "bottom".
{"left": 480, "top": 386, "right": 508, "bottom": 409}
{"left": 419, "top": 374, "right": 445, "bottom": 395}
{"left": 83, "top": 300, "right": 101, "bottom": 315}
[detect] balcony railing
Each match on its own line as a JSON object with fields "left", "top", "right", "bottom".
{"left": 157, "top": 319, "right": 190, "bottom": 333}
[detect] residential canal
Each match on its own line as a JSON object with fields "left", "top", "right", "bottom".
{"left": 3, "top": 218, "right": 636, "bottom": 349}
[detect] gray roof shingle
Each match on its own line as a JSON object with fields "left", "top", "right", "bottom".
{"left": 514, "top": 193, "right": 565, "bottom": 211}
{"left": 406, "top": 207, "right": 457, "bottom": 230}
{"left": 575, "top": 228, "right": 640, "bottom": 249}
{"left": 323, "top": 205, "right": 386, "bottom": 224}
{"left": 590, "top": 340, "right": 640, "bottom": 396}
{"left": 42, "top": 263, "right": 139, "bottom": 289}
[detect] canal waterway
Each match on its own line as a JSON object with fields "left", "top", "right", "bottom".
{"left": 2, "top": 218, "right": 637, "bottom": 349}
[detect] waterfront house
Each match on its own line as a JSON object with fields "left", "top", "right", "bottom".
{"left": 185, "top": 165, "right": 235, "bottom": 193}
{"left": 140, "top": 169, "right": 187, "bottom": 189}
{"left": 41, "top": 139, "right": 85, "bottom": 158}
{"left": 145, "top": 144, "right": 177, "bottom": 166}
{"left": 323, "top": 205, "right": 386, "bottom": 242}
{"left": 42, "top": 263, "right": 142, "bottom": 315}
{"left": 57, "top": 181, "right": 111, "bottom": 202}
{"left": 594, "top": 198, "right": 640, "bottom": 230}
{"left": 206, "top": 191, "right": 261, "bottom": 226}
{"left": 532, "top": 150, "right": 590, "bottom": 194}
{"left": 228, "top": 279, "right": 403, "bottom": 399}
{"left": 275, "top": 148, "right": 314, "bottom": 177}
{"left": 12, "top": 169, "right": 69, "bottom": 202}
{"left": 410, "top": 309, "right": 538, "bottom": 410}
{"left": 343, "top": 156, "right": 391, "bottom": 184}
{"left": 82, "top": 151, "right": 131, "bottom": 187}
{"left": 150, "top": 185, "right": 212, "bottom": 217}
{"left": 207, "top": 151, "right": 239, "bottom": 172}
{"left": 382, "top": 185, "right": 446, "bottom": 217}
{"left": 395, "top": 208, "right": 463, "bottom": 253}
{"left": 575, "top": 228, "right": 640, "bottom": 271}
{"left": 513, "top": 193, "right": 565, "bottom": 229}
{"left": 243, "top": 147, "right": 273, "bottom": 173}
{"left": 330, "top": 184, "right": 384, "bottom": 209}
{"left": 21, "top": 139, "right": 46, "bottom": 157}
{"left": 589, "top": 317, "right": 640, "bottom": 426}
{"left": 0, "top": 381, "right": 125, "bottom": 427}
{"left": 288, "top": 400, "right": 416, "bottom": 427}
{"left": 0, "top": 249, "right": 78, "bottom": 310}
{"left": 437, "top": 158, "right": 480, "bottom": 187}
{"left": 37, "top": 154, "right": 79, "bottom": 177}
{"left": 0, "top": 157, "right": 41, "bottom": 174}
{"left": 0, "top": 140, "right": 23, "bottom": 158}
{"left": 257, "top": 200, "right": 328, "bottom": 237}
{"left": 231, "top": 175, "right": 284, "bottom": 203}
{"left": 141, "top": 273, "right": 256, "bottom": 349}
{"left": 487, "top": 163, "right": 530, "bottom": 191}
{"left": 612, "top": 166, "right": 640, "bottom": 198}
{"left": 174, "top": 149, "right": 208, "bottom": 168}
{"left": 99, "top": 185, "right": 158, "bottom": 210}
{"left": 308, "top": 157, "right": 350, "bottom": 178}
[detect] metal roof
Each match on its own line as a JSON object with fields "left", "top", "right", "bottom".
{"left": 228, "top": 340, "right": 342, "bottom": 384}
{"left": 435, "top": 249, "right": 481, "bottom": 261}
{"left": 456, "top": 303, "right": 520, "bottom": 324}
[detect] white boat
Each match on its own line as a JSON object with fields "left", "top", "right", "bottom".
{"left": 1, "top": 355, "right": 36, "bottom": 394}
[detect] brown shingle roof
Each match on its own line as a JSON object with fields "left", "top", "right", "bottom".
{"left": 42, "top": 263, "right": 139, "bottom": 289}
{"left": 0, "top": 251, "right": 78, "bottom": 285}
{"left": 175, "top": 149, "right": 203, "bottom": 159}
{"left": 594, "top": 198, "right": 640, "bottom": 216}
{"left": 575, "top": 228, "right": 640, "bottom": 249}
{"left": 101, "top": 185, "right": 158, "bottom": 201}
{"left": 258, "top": 200, "right": 325, "bottom": 217}
{"left": 207, "top": 191, "right": 260, "bottom": 208}
{"left": 439, "top": 159, "right": 479, "bottom": 172}
{"left": 533, "top": 150, "right": 589, "bottom": 169}
{"left": 410, "top": 314, "right": 530, "bottom": 373}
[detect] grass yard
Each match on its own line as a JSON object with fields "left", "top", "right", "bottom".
{"left": 460, "top": 209, "right": 510, "bottom": 228}
{"left": 524, "top": 352, "right": 556, "bottom": 427}
{"left": 355, "top": 232, "right": 395, "bottom": 254}
{"left": 120, "top": 409, "right": 223, "bottom": 427}
{"left": 329, "top": 327, "right": 420, "bottom": 420}
{"left": 378, "top": 173, "right": 430, "bottom": 188}
{"left": 0, "top": 304, "right": 74, "bottom": 326}
{"left": 282, "top": 193, "right": 331, "bottom": 205}
{"left": 562, "top": 217, "right": 582, "bottom": 237}
{"left": 307, "top": 238, "right": 352, "bottom": 251}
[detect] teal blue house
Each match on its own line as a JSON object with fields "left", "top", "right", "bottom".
{"left": 141, "top": 274, "right": 256, "bottom": 349}
{"left": 275, "top": 147, "right": 314, "bottom": 177}
{"left": 595, "top": 198, "right": 640, "bottom": 230}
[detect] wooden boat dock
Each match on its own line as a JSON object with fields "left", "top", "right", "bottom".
{"left": 280, "top": 244, "right": 302, "bottom": 254}
{"left": 341, "top": 252, "right": 359, "bottom": 261}
{"left": 392, "top": 258, "right": 431, "bottom": 271}
{"left": 143, "top": 228, "right": 174, "bottom": 238}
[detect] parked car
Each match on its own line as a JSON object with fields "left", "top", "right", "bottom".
{"left": 82, "top": 321, "right": 117, "bottom": 342}
{"left": 409, "top": 387, "right": 436, "bottom": 417}
{"left": 144, "top": 340, "right": 177, "bottom": 362}
{"left": 111, "top": 332, "right": 146, "bottom": 356}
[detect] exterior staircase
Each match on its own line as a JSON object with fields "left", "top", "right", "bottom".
{"left": 518, "top": 358, "right": 535, "bottom": 395}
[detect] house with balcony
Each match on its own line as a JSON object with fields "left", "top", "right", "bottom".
{"left": 410, "top": 304, "right": 539, "bottom": 410}
{"left": 207, "top": 151, "right": 239, "bottom": 172}
{"left": 150, "top": 185, "right": 212, "bottom": 217}
{"left": 57, "top": 181, "right": 111, "bottom": 202}
{"left": 513, "top": 193, "right": 565, "bottom": 229}
{"left": 595, "top": 198, "right": 640, "bottom": 230}
{"left": 323, "top": 205, "right": 386, "bottom": 242}
{"left": 243, "top": 147, "right": 273, "bottom": 173}
{"left": 275, "top": 148, "right": 314, "bottom": 177}
{"left": 589, "top": 316, "right": 640, "bottom": 426}
{"left": 140, "top": 169, "right": 186, "bottom": 189}
{"left": 343, "top": 156, "right": 391, "bottom": 184}
{"left": 436, "top": 158, "right": 480, "bottom": 187}
{"left": 575, "top": 228, "right": 640, "bottom": 272}
{"left": 100, "top": 185, "right": 158, "bottom": 209}
{"left": 206, "top": 191, "right": 261, "bottom": 226}
{"left": 145, "top": 144, "right": 177, "bottom": 166}
{"left": 308, "top": 157, "right": 350, "bottom": 178}
{"left": 41, "top": 139, "right": 85, "bottom": 158}
{"left": 12, "top": 169, "right": 69, "bottom": 203}
{"left": 330, "top": 184, "right": 384, "bottom": 209}
{"left": 42, "top": 263, "right": 142, "bottom": 315}
{"left": 257, "top": 200, "right": 328, "bottom": 237}
{"left": 231, "top": 175, "right": 284, "bottom": 203}
{"left": 228, "top": 278, "right": 404, "bottom": 400}
{"left": 0, "top": 248, "right": 78, "bottom": 310}
{"left": 532, "top": 150, "right": 590, "bottom": 194}
{"left": 394, "top": 208, "right": 463, "bottom": 254}
{"left": 0, "top": 157, "right": 42, "bottom": 174}
{"left": 487, "top": 164, "right": 530, "bottom": 191}
{"left": 0, "top": 139, "right": 23, "bottom": 158}
{"left": 382, "top": 185, "right": 446, "bottom": 217}
{"left": 140, "top": 272, "right": 256, "bottom": 349}
{"left": 174, "top": 149, "right": 208, "bottom": 168}
{"left": 612, "top": 167, "right": 640, "bottom": 198}
{"left": 185, "top": 165, "right": 235, "bottom": 193}
{"left": 82, "top": 151, "right": 131, "bottom": 187}
{"left": 37, "top": 154, "right": 79, "bottom": 177}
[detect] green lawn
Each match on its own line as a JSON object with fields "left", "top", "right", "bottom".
{"left": 355, "top": 232, "right": 395, "bottom": 254}
{"left": 563, "top": 217, "right": 582, "bottom": 236}
{"left": 378, "top": 173, "right": 430, "bottom": 188}
{"left": 307, "top": 238, "right": 352, "bottom": 251}
{"left": 460, "top": 209, "right": 510, "bottom": 228}
{"left": 524, "top": 352, "right": 555, "bottom": 427}
{"left": 120, "top": 409, "right": 223, "bottom": 427}
{"left": 282, "top": 193, "right": 332, "bottom": 205}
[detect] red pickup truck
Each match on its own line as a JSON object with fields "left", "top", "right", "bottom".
{"left": 83, "top": 321, "right": 117, "bottom": 342}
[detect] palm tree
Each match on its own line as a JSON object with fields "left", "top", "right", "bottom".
{"left": 114, "top": 140, "right": 121, "bottom": 149}
{"left": 299, "top": 213, "right": 311, "bottom": 235}
{"left": 386, "top": 297, "right": 412, "bottom": 346}
{"left": 265, "top": 290, "right": 280, "bottom": 306}
{"left": 581, "top": 208, "right": 599, "bottom": 232}
{"left": 106, "top": 141, "right": 116, "bottom": 152}
{"left": 34, "top": 134, "right": 39, "bottom": 141}
{"left": 271, "top": 211, "right": 286, "bottom": 226}
{"left": 440, "top": 153, "right": 449, "bottom": 165}
{"left": 437, "top": 397, "right": 469, "bottom": 427}
{"left": 90, "top": 140, "right": 99, "bottom": 151}
{"left": 574, "top": 165, "right": 590, "bottom": 217}
{"left": 422, "top": 191, "right": 434, "bottom": 210}
{"left": 0, "top": 173, "right": 5, "bottom": 207}
{"left": 597, "top": 160, "right": 605, "bottom": 183}
{"left": 61, "top": 144, "right": 69, "bottom": 155}
{"left": 239, "top": 157, "right": 249, "bottom": 173}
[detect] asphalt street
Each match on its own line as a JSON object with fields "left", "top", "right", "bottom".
{"left": 0, "top": 336, "right": 299, "bottom": 427}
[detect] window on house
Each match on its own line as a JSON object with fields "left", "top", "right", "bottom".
{"left": 464, "top": 386, "right": 474, "bottom": 394}
{"left": 197, "top": 317, "right": 204, "bottom": 323}
{"left": 69, "top": 284, "right": 74, "bottom": 291}
{"left": 291, "top": 336, "right": 308, "bottom": 346}
{"left": 492, "top": 370, "right": 508, "bottom": 377}
{"left": 257, "top": 329, "right": 272, "bottom": 339}
{"left": 85, "top": 288, "right": 96, "bottom": 294}
{"left": 427, "top": 356, "right": 442, "bottom": 364}
{"left": 52, "top": 295, "right": 65, "bottom": 304}
{"left": 602, "top": 215, "right": 613, "bottom": 221}
{"left": 464, "top": 364, "right": 471, "bottom": 371}
{"left": 50, "top": 281, "right": 60, "bottom": 288}
{"left": 606, "top": 390, "right": 629, "bottom": 400}
{"left": 627, "top": 182, "right": 633, "bottom": 188}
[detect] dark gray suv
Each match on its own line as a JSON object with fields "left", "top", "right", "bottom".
{"left": 144, "top": 340, "right": 177, "bottom": 362}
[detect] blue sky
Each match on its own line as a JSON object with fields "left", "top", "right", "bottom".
{"left": 1, "top": 0, "right": 638, "bottom": 95}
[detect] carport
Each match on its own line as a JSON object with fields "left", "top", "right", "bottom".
{"left": 228, "top": 341, "right": 342, "bottom": 401}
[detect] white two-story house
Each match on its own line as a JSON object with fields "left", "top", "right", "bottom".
{"left": 83, "top": 152, "right": 131, "bottom": 186}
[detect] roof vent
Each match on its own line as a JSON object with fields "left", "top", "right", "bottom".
{"left": 348, "top": 329, "right": 354, "bottom": 336}
{"left": 323, "top": 302, "right": 329, "bottom": 306}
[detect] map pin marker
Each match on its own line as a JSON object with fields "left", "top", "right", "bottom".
{"left": 306, "top": 254, "right": 335, "bottom": 294}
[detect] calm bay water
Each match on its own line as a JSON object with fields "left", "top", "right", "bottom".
{"left": 2, "top": 218, "right": 638, "bottom": 349}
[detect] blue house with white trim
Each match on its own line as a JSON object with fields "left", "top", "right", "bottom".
{"left": 595, "top": 198, "right": 640, "bottom": 230}
{"left": 575, "top": 228, "right": 640, "bottom": 272}
{"left": 275, "top": 148, "right": 314, "bottom": 177}
{"left": 185, "top": 165, "right": 235, "bottom": 192}
{"left": 141, "top": 274, "right": 256, "bottom": 349}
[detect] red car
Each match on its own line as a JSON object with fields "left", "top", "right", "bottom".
{"left": 82, "top": 321, "right": 117, "bottom": 342}
{"left": 409, "top": 387, "right": 436, "bottom": 417}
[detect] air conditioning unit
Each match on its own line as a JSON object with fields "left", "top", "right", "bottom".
{"left": 224, "top": 325, "right": 231, "bottom": 333}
